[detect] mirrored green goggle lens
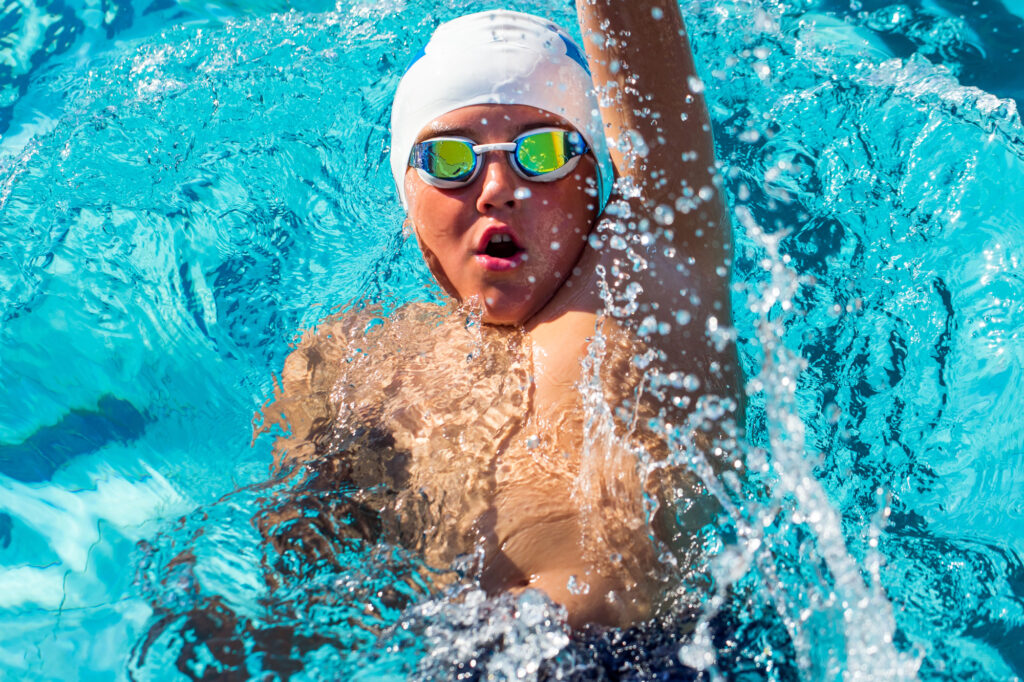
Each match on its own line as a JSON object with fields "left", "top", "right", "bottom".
{"left": 516, "top": 131, "right": 574, "bottom": 176}
{"left": 423, "top": 139, "right": 476, "bottom": 180}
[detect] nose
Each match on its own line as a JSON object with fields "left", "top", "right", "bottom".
{"left": 475, "top": 153, "right": 521, "bottom": 213}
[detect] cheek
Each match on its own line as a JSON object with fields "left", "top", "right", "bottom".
{"left": 539, "top": 189, "right": 594, "bottom": 241}
{"left": 404, "top": 167, "right": 420, "bottom": 204}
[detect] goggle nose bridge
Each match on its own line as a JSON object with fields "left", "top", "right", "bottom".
{"left": 471, "top": 142, "right": 518, "bottom": 154}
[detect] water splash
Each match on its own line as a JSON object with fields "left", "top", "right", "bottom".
{"left": 2, "top": 0, "right": 1023, "bottom": 677}
{"left": 727, "top": 206, "right": 918, "bottom": 678}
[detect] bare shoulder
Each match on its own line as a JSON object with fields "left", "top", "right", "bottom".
{"left": 258, "top": 302, "right": 448, "bottom": 469}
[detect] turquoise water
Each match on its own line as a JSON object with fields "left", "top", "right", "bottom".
{"left": 1, "top": 0, "right": 1022, "bottom": 678}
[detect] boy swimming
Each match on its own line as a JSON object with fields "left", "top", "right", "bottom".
{"left": 262, "top": 1, "right": 739, "bottom": 629}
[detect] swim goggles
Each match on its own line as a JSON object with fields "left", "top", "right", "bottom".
{"left": 409, "top": 127, "right": 590, "bottom": 189}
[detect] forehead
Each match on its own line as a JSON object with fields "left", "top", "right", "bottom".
{"left": 415, "top": 104, "right": 575, "bottom": 142}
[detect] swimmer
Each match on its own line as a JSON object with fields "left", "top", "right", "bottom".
{"left": 261, "top": 1, "right": 740, "bottom": 629}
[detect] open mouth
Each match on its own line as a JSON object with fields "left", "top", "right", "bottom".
{"left": 482, "top": 233, "right": 525, "bottom": 260}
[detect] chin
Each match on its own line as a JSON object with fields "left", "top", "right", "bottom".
{"left": 478, "top": 299, "right": 533, "bottom": 327}
{"left": 481, "top": 310, "right": 526, "bottom": 327}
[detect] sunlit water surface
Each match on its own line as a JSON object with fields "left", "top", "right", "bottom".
{"left": 0, "top": 0, "right": 1022, "bottom": 678}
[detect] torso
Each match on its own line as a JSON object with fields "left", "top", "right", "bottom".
{"left": 264, "top": 224, "right": 721, "bottom": 628}
{"left": 268, "top": 294, "right": 664, "bottom": 627}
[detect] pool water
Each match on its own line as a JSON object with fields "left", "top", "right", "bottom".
{"left": 1, "top": 0, "right": 1022, "bottom": 678}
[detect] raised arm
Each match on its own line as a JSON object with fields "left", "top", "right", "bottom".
{"left": 577, "top": 0, "right": 730, "bottom": 311}
{"left": 576, "top": 0, "right": 741, "bottom": 419}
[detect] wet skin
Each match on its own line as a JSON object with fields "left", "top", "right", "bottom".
{"left": 271, "top": 90, "right": 736, "bottom": 626}
{"left": 405, "top": 104, "right": 600, "bottom": 327}
{"left": 402, "top": 104, "right": 666, "bottom": 627}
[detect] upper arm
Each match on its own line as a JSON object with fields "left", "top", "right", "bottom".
{"left": 257, "top": 319, "right": 357, "bottom": 470}
{"left": 577, "top": 0, "right": 729, "bottom": 298}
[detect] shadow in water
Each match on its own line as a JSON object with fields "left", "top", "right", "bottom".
{"left": 0, "top": 395, "right": 149, "bottom": 482}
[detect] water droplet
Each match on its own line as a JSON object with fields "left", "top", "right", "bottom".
{"left": 514, "top": 187, "right": 532, "bottom": 200}
{"left": 675, "top": 309, "right": 691, "bottom": 325}
{"left": 675, "top": 195, "right": 696, "bottom": 214}
{"left": 699, "top": 396, "right": 727, "bottom": 420}
{"left": 550, "top": 241, "right": 560, "bottom": 250}
{"left": 651, "top": 6, "right": 664, "bottom": 19}
{"left": 698, "top": 186, "right": 714, "bottom": 201}
{"left": 654, "top": 204, "right": 675, "bottom": 225}
{"left": 683, "top": 374, "right": 700, "bottom": 391}
{"left": 687, "top": 75, "right": 705, "bottom": 94}
{"left": 567, "top": 575, "right": 591, "bottom": 595}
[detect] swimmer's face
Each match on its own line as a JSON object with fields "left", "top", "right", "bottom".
{"left": 405, "top": 104, "right": 599, "bottom": 326}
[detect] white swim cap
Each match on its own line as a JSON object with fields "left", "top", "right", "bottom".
{"left": 390, "top": 10, "right": 613, "bottom": 211}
